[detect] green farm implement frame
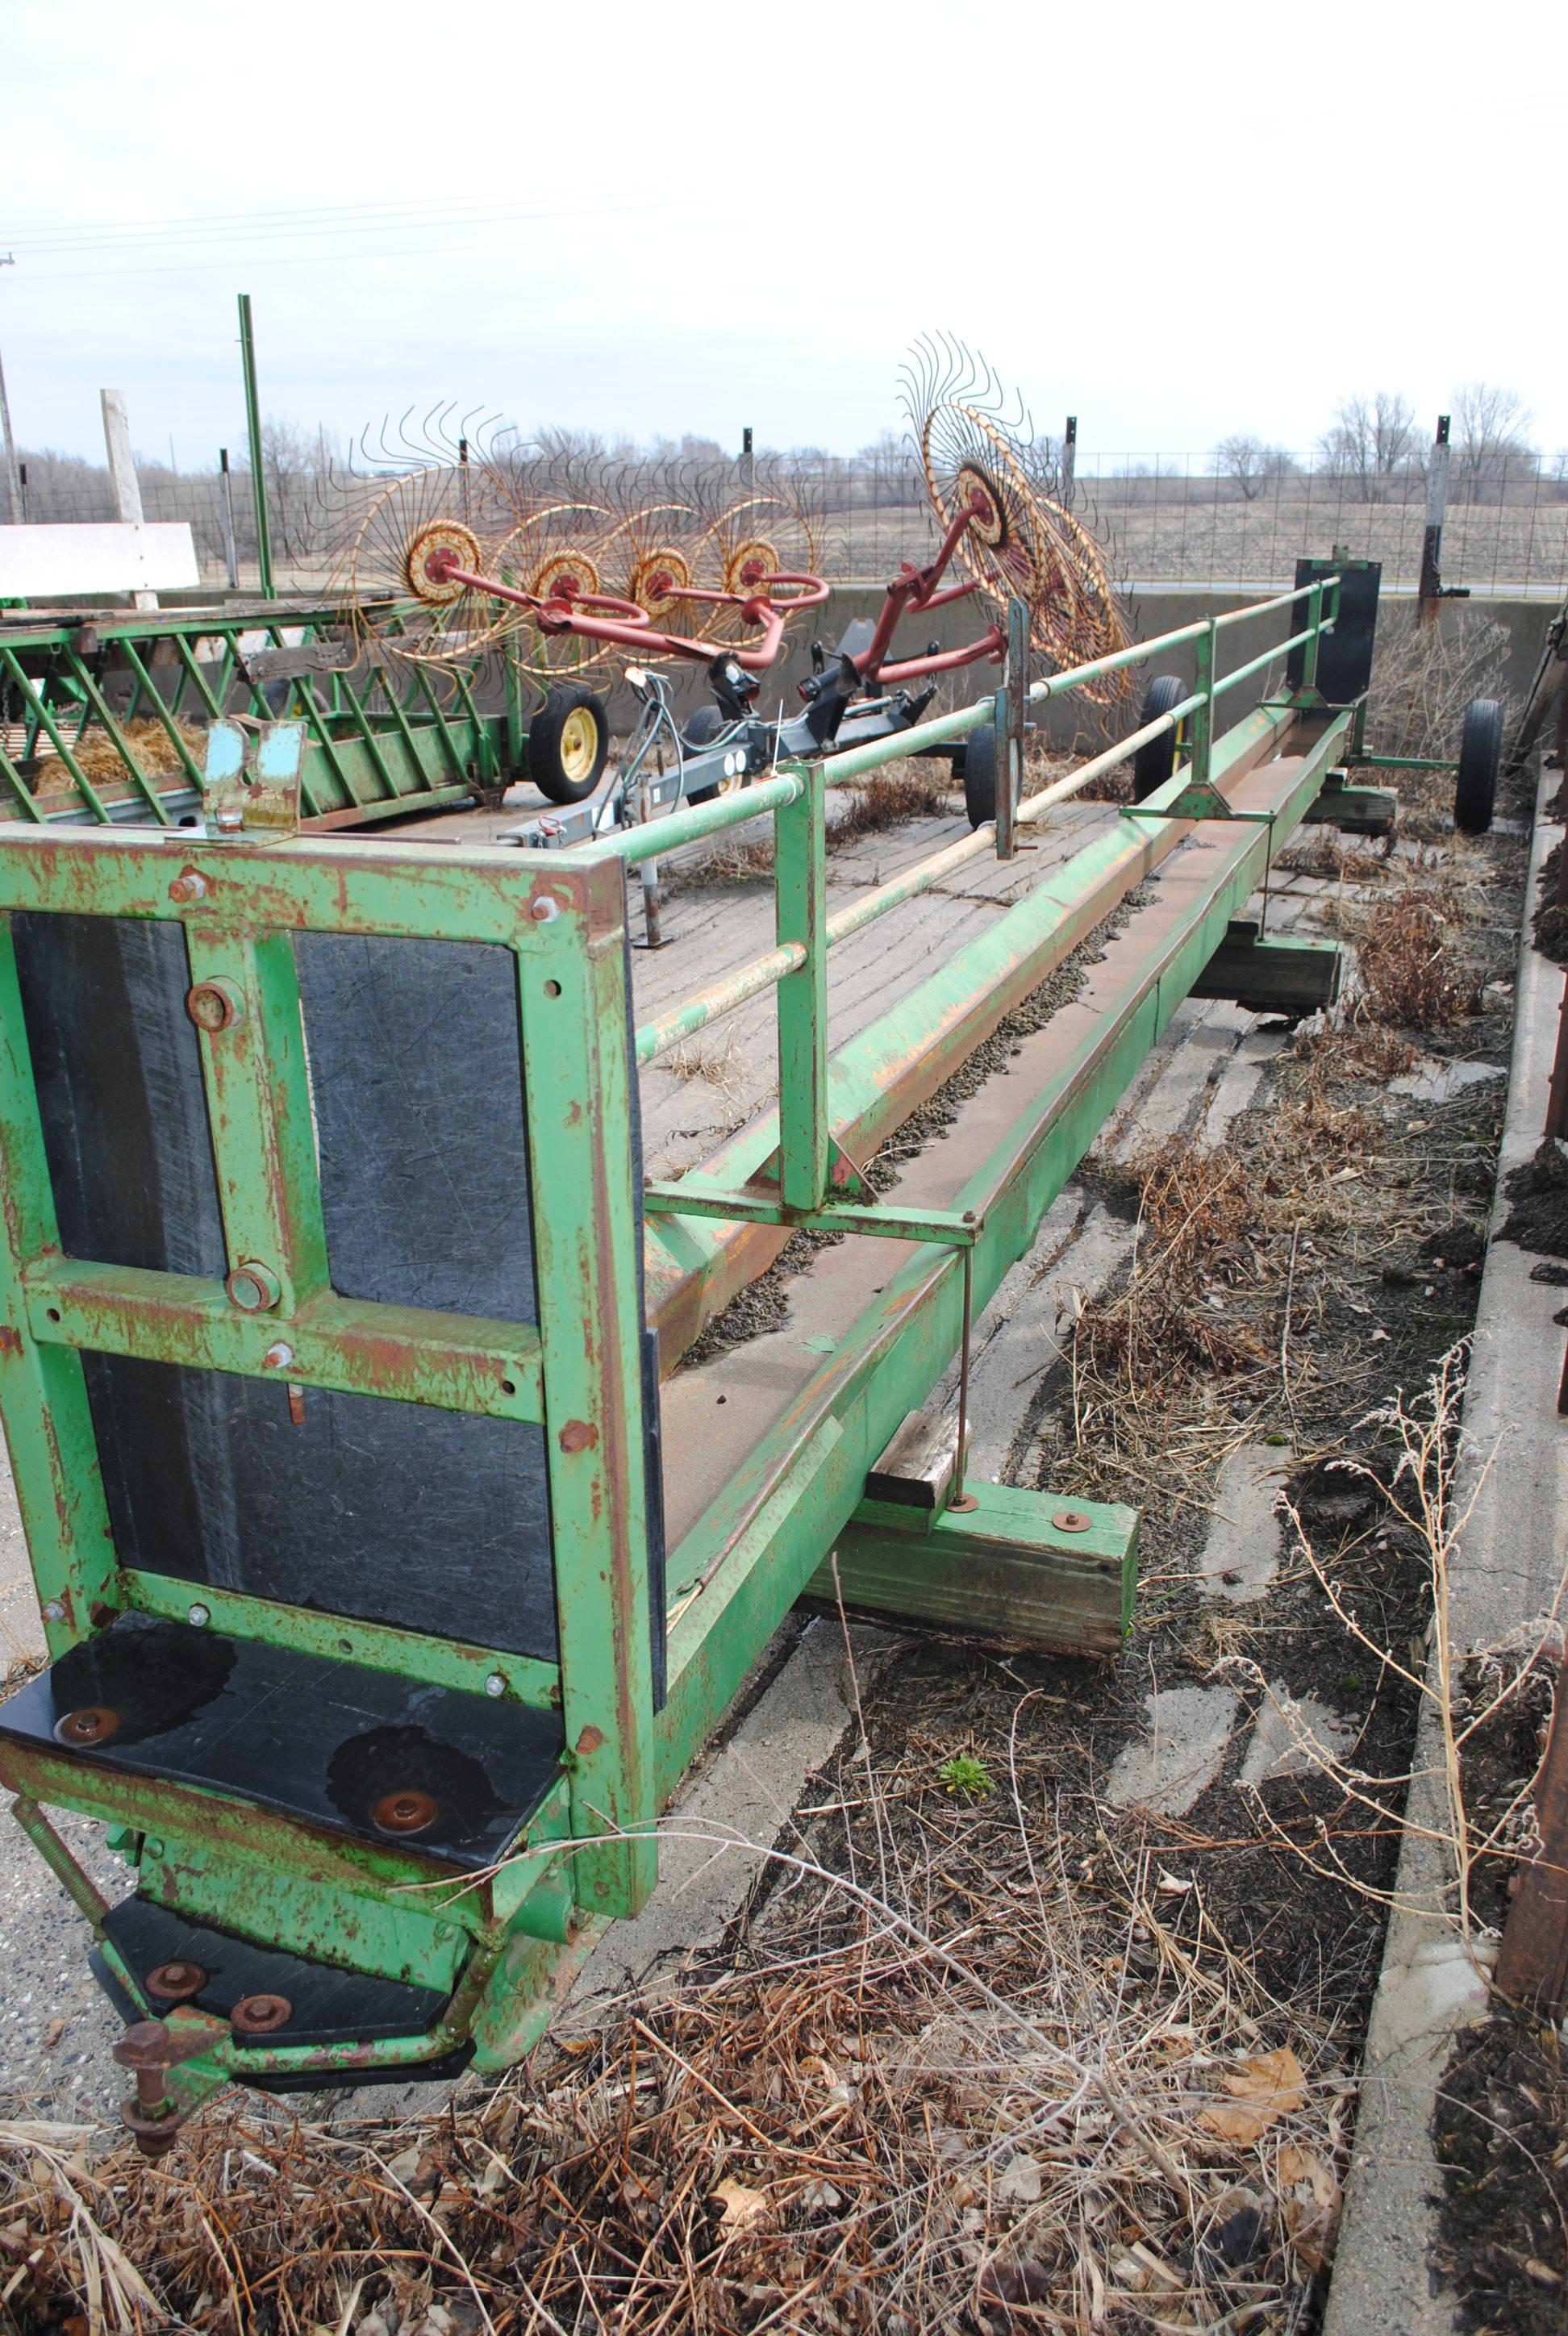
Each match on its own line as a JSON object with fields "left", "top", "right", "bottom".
{"left": 0, "top": 562, "right": 1394, "bottom": 2144}
{"left": 0, "top": 598, "right": 531, "bottom": 830}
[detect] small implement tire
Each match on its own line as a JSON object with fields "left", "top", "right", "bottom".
{"left": 682, "top": 703, "right": 729, "bottom": 805}
{"left": 1454, "top": 697, "right": 1502, "bottom": 835}
{"left": 961, "top": 722, "right": 998, "bottom": 829}
{"left": 1132, "top": 674, "right": 1189, "bottom": 801}
{"left": 528, "top": 685, "right": 609, "bottom": 805}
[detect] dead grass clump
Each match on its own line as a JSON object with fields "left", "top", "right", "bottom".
{"left": 1273, "top": 836, "right": 1391, "bottom": 882}
{"left": 40, "top": 715, "right": 208, "bottom": 790}
{"left": 1363, "top": 612, "right": 1512, "bottom": 772}
{"left": 661, "top": 1032, "right": 743, "bottom": 1092}
{"left": 827, "top": 766, "right": 952, "bottom": 848}
{"left": 668, "top": 837, "right": 776, "bottom": 887}
{"left": 1078, "top": 1140, "right": 1274, "bottom": 1385}
{"left": 1353, "top": 887, "right": 1478, "bottom": 1029}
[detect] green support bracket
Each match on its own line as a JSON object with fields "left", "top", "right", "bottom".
{"left": 1191, "top": 917, "right": 1344, "bottom": 1016}
{"left": 1301, "top": 768, "right": 1399, "bottom": 835}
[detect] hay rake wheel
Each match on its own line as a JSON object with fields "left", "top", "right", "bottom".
{"left": 344, "top": 466, "right": 523, "bottom": 670}
{"left": 694, "top": 494, "right": 824, "bottom": 648}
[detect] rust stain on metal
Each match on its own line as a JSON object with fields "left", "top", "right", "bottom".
{"left": 557, "top": 1418, "right": 598, "bottom": 1454}
{"left": 0, "top": 1325, "right": 21, "bottom": 1355}
{"left": 574, "top": 1725, "right": 606, "bottom": 1757}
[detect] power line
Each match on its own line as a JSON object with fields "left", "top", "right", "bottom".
{"left": 1, "top": 191, "right": 678, "bottom": 262}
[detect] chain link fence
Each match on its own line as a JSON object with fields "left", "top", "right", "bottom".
{"left": 10, "top": 448, "right": 1568, "bottom": 599}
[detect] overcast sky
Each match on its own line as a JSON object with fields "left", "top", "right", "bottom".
{"left": 3, "top": 0, "right": 1562, "bottom": 473}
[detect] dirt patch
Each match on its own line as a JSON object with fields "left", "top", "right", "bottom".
{"left": 1498, "top": 1138, "right": 1568, "bottom": 1259}
{"left": 1433, "top": 2010, "right": 1568, "bottom": 2334}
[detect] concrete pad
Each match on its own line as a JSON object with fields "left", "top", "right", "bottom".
{"left": 1324, "top": 770, "right": 1568, "bottom": 2336}
{"left": 1195, "top": 1440, "right": 1291, "bottom": 1604}
{"left": 1107, "top": 1687, "right": 1239, "bottom": 1816}
{"left": 1239, "top": 1683, "right": 1357, "bottom": 1787}
{"left": 1390, "top": 1056, "right": 1507, "bottom": 1105}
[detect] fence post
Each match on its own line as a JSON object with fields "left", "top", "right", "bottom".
{"left": 993, "top": 597, "right": 1028, "bottom": 861}
{"left": 1419, "top": 415, "right": 1451, "bottom": 624}
{"left": 100, "top": 389, "right": 156, "bottom": 611}
{"left": 217, "top": 449, "right": 239, "bottom": 591}
{"left": 237, "top": 294, "right": 274, "bottom": 601}
{"left": 1061, "top": 415, "right": 1077, "bottom": 507}
{"left": 1190, "top": 616, "right": 1216, "bottom": 787}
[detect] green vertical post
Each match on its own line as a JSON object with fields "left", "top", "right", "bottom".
{"left": 774, "top": 763, "right": 828, "bottom": 1212}
{"left": 1189, "top": 617, "right": 1216, "bottom": 790}
{"left": 237, "top": 294, "right": 274, "bottom": 601}
{"left": 994, "top": 597, "right": 1028, "bottom": 861}
{"left": 518, "top": 859, "right": 657, "bottom": 1919}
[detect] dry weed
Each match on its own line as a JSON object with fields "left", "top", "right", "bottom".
{"left": 667, "top": 838, "right": 776, "bottom": 887}
{"left": 0, "top": 1671, "right": 1353, "bottom": 2335}
{"left": 1351, "top": 883, "right": 1479, "bottom": 1029}
{"left": 36, "top": 715, "right": 208, "bottom": 791}
{"left": 1363, "top": 613, "right": 1512, "bottom": 772}
{"left": 827, "top": 766, "right": 953, "bottom": 849}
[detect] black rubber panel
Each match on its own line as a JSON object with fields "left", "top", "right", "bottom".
{"left": 11, "top": 916, "right": 561, "bottom": 1661}
{"left": 1284, "top": 557, "right": 1382, "bottom": 706}
{"left": 528, "top": 685, "right": 608, "bottom": 805}
{"left": 1455, "top": 697, "right": 1502, "bottom": 835}
{"left": 683, "top": 702, "right": 729, "bottom": 804}
{"left": 961, "top": 723, "right": 997, "bottom": 829}
{"left": 102, "top": 1894, "right": 452, "bottom": 2045}
{"left": 1132, "top": 674, "right": 1189, "bottom": 801}
{"left": 0, "top": 1613, "right": 565, "bottom": 1870}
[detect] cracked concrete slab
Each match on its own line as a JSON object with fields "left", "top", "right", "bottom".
{"left": 1107, "top": 1687, "right": 1240, "bottom": 1816}
{"left": 1195, "top": 1439, "right": 1291, "bottom": 1604}
{"left": 1390, "top": 1056, "right": 1507, "bottom": 1106}
{"left": 1240, "top": 1684, "right": 1358, "bottom": 1787}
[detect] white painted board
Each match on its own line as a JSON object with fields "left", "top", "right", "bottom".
{"left": 0, "top": 523, "right": 199, "bottom": 598}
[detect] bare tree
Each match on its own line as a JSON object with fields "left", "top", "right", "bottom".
{"left": 1451, "top": 381, "right": 1537, "bottom": 503}
{"left": 1317, "top": 391, "right": 1417, "bottom": 501}
{"left": 1212, "top": 435, "right": 1295, "bottom": 503}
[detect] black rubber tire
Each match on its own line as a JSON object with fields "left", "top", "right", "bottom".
{"left": 1454, "top": 698, "right": 1502, "bottom": 835}
{"left": 682, "top": 703, "right": 728, "bottom": 804}
{"left": 1132, "top": 674, "right": 1190, "bottom": 801}
{"left": 961, "top": 722, "right": 997, "bottom": 828}
{"left": 528, "top": 685, "right": 609, "bottom": 805}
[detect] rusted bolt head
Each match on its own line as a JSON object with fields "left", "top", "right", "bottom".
{"left": 262, "top": 1341, "right": 295, "bottom": 1370}
{"left": 169, "top": 870, "right": 208, "bottom": 904}
{"left": 1051, "top": 1508, "right": 1093, "bottom": 1534}
{"left": 40, "top": 1599, "right": 65, "bottom": 1624}
{"left": 53, "top": 1704, "right": 119, "bottom": 1746}
{"left": 186, "top": 978, "right": 244, "bottom": 1033}
{"left": 530, "top": 895, "right": 561, "bottom": 924}
{"left": 373, "top": 1788, "right": 439, "bottom": 1836}
{"left": 122, "top": 2100, "right": 185, "bottom": 2157}
{"left": 230, "top": 1992, "right": 293, "bottom": 2036}
{"left": 114, "top": 2019, "right": 186, "bottom": 2072}
{"left": 574, "top": 1724, "right": 606, "bottom": 1757}
{"left": 226, "top": 1261, "right": 281, "bottom": 1313}
{"left": 557, "top": 1418, "right": 597, "bottom": 1454}
{"left": 146, "top": 1961, "right": 208, "bottom": 2004}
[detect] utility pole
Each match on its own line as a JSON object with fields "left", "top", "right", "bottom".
{"left": 0, "top": 255, "right": 20, "bottom": 526}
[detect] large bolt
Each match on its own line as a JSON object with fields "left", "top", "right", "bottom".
{"left": 169, "top": 870, "right": 208, "bottom": 904}
{"left": 113, "top": 2018, "right": 212, "bottom": 2159}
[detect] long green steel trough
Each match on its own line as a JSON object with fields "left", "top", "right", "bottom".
{"left": 0, "top": 561, "right": 1394, "bottom": 2149}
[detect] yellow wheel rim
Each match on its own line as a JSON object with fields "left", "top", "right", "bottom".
{"left": 559, "top": 706, "right": 599, "bottom": 785}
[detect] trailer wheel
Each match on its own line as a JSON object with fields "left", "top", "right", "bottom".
{"left": 1454, "top": 697, "right": 1502, "bottom": 835}
{"left": 682, "top": 703, "right": 728, "bottom": 804}
{"left": 1132, "top": 674, "right": 1189, "bottom": 801}
{"left": 528, "top": 686, "right": 608, "bottom": 805}
{"left": 960, "top": 722, "right": 997, "bottom": 828}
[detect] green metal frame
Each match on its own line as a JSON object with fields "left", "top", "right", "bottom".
{"left": 0, "top": 603, "right": 510, "bottom": 829}
{"left": 0, "top": 569, "right": 1375, "bottom": 2108}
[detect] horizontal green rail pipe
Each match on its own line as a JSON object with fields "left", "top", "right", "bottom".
{"left": 633, "top": 699, "right": 1205, "bottom": 1068}
{"left": 603, "top": 774, "right": 803, "bottom": 865}
{"left": 1210, "top": 622, "right": 1319, "bottom": 702}
{"left": 1211, "top": 576, "right": 1340, "bottom": 632}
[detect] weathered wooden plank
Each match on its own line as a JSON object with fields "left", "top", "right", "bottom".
{"left": 807, "top": 1483, "right": 1136, "bottom": 1658}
